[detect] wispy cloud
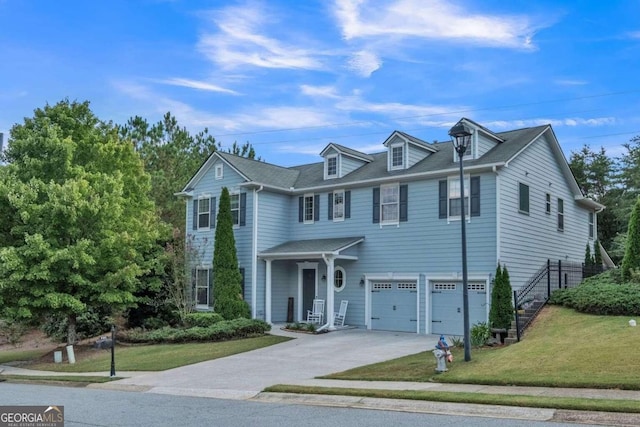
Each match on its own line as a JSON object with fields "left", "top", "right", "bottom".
{"left": 333, "top": 0, "right": 540, "bottom": 49}
{"left": 628, "top": 31, "right": 640, "bottom": 39}
{"left": 197, "top": 2, "right": 325, "bottom": 70}
{"left": 157, "top": 78, "right": 240, "bottom": 95}
{"left": 347, "top": 50, "right": 382, "bottom": 77}
{"left": 300, "top": 85, "right": 341, "bottom": 98}
{"left": 554, "top": 79, "right": 588, "bottom": 86}
{"left": 486, "top": 117, "right": 617, "bottom": 130}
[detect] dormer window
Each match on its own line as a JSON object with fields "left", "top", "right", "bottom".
{"left": 326, "top": 155, "right": 338, "bottom": 179}
{"left": 390, "top": 144, "right": 404, "bottom": 170}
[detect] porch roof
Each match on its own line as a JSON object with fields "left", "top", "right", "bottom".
{"left": 258, "top": 236, "right": 364, "bottom": 260}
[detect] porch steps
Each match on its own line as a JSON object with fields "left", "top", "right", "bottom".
{"left": 504, "top": 301, "right": 546, "bottom": 344}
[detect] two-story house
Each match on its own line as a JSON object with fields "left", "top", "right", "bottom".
{"left": 177, "top": 118, "right": 603, "bottom": 335}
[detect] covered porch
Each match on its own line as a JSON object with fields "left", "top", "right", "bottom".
{"left": 258, "top": 236, "right": 364, "bottom": 330}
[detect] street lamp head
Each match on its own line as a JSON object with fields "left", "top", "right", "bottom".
{"left": 449, "top": 122, "right": 473, "bottom": 157}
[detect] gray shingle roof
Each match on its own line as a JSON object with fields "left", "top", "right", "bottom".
{"left": 192, "top": 123, "right": 550, "bottom": 192}
{"left": 322, "top": 142, "right": 374, "bottom": 162}
{"left": 259, "top": 236, "right": 365, "bottom": 257}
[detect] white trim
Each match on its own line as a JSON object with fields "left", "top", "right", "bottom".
{"left": 325, "top": 154, "right": 339, "bottom": 179}
{"left": 518, "top": 181, "right": 530, "bottom": 215}
{"left": 297, "top": 262, "right": 319, "bottom": 322}
{"left": 215, "top": 163, "right": 223, "bottom": 180}
{"left": 333, "top": 266, "right": 346, "bottom": 292}
{"left": 251, "top": 186, "right": 263, "bottom": 319}
{"left": 196, "top": 196, "right": 211, "bottom": 231}
{"left": 389, "top": 142, "right": 405, "bottom": 171}
{"left": 303, "top": 193, "right": 315, "bottom": 224}
{"left": 194, "top": 267, "right": 211, "bottom": 310}
{"left": 332, "top": 189, "right": 345, "bottom": 222}
{"left": 380, "top": 182, "right": 400, "bottom": 225}
{"left": 230, "top": 191, "right": 240, "bottom": 228}
{"left": 446, "top": 175, "right": 470, "bottom": 222}
{"left": 365, "top": 273, "right": 420, "bottom": 333}
{"left": 496, "top": 170, "right": 501, "bottom": 265}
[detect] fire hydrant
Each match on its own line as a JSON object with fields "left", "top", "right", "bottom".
{"left": 433, "top": 335, "right": 452, "bottom": 373}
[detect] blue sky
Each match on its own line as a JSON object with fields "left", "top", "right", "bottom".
{"left": 1, "top": 0, "right": 639, "bottom": 166}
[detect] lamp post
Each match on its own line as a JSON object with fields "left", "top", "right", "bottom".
{"left": 449, "top": 122, "right": 472, "bottom": 362}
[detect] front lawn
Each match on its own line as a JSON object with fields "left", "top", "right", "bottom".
{"left": 21, "top": 335, "right": 290, "bottom": 372}
{"left": 323, "top": 306, "right": 640, "bottom": 389}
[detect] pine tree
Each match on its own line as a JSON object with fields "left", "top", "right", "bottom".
{"left": 584, "top": 243, "right": 593, "bottom": 267}
{"left": 593, "top": 239, "right": 603, "bottom": 268}
{"left": 622, "top": 197, "right": 640, "bottom": 281}
{"left": 212, "top": 187, "right": 251, "bottom": 319}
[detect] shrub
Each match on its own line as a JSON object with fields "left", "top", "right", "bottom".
{"left": 41, "top": 308, "right": 112, "bottom": 342}
{"left": 470, "top": 322, "right": 490, "bottom": 347}
{"left": 489, "top": 264, "right": 513, "bottom": 330}
{"left": 0, "top": 318, "right": 27, "bottom": 346}
{"left": 143, "top": 317, "right": 169, "bottom": 330}
{"left": 118, "top": 319, "right": 271, "bottom": 344}
{"left": 183, "top": 312, "right": 224, "bottom": 328}
{"left": 550, "top": 270, "right": 640, "bottom": 315}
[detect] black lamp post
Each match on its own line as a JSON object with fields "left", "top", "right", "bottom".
{"left": 449, "top": 122, "right": 472, "bottom": 362}
{"left": 110, "top": 325, "right": 116, "bottom": 377}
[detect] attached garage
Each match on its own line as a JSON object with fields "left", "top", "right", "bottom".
{"left": 370, "top": 281, "right": 418, "bottom": 333}
{"left": 430, "top": 281, "right": 488, "bottom": 336}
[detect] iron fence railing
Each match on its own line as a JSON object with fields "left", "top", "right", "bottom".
{"left": 513, "top": 260, "right": 605, "bottom": 341}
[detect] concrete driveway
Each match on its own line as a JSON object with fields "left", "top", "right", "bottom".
{"left": 95, "top": 327, "right": 439, "bottom": 400}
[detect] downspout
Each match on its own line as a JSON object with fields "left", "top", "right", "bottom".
{"left": 251, "top": 185, "right": 263, "bottom": 319}
{"left": 320, "top": 253, "right": 335, "bottom": 331}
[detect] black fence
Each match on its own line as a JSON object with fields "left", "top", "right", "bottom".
{"left": 512, "top": 260, "right": 605, "bottom": 341}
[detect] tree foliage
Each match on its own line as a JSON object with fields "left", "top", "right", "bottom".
{"left": 489, "top": 264, "right": 513, "bottom": 331}
{"left": 621, "top": 197, "right": 640, "bottom": 281}
{"left": 0, "top": 99, "right": 159, "bottom": 344}
{"left": 212, "top": 187, "right": 250, "bottom": 320}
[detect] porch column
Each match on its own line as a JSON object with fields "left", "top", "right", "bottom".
{"left": 323, "top": 255, "right": 335, "bottom": 329}
{"left": 265, "top": 259, "right": 272, "bottom": 324}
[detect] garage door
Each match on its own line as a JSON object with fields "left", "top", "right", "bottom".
{"left": 371, "top": 281, "right": 417, "bottom": 333}
{"left": 431, "top": 281, "right": 487, "bottom": 336}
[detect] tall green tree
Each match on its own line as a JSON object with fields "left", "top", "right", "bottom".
{"left": 621, "top": 197, "right": 640, "bottom": 281}
{"left": 119, "top": 113, "right": 259, "bottom": 230}
{"left": 212, "top": 187, "right": 250, "bottom": 320}
{"left": 489, "top": 264, "right": 513, "bottom": 331}
{"left": 0, "top": 100, "right": 159, "bottom": 344}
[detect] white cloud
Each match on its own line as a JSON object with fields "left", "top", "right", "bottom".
{"left": 333, "top": 0, "right": 540, "bottom": 49}
{"left": 157, "top": 78, "right": 240, "bottom": 95}
{"left": 485, "top": 117, "right": 617, "bottom": 130}
{"left": 198, "top": 3, "right": 325, "bottom": 70}
{"left": 554, "top": 79, "right": 588, "bottom": 86}
{"left": 300, "top": 85, "right": 341, "bottom": 98}
{"left": 347, "top": 50, "right": 382, "bottom": 77}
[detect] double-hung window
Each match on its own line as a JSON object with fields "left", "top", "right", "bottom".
{"left": 195, "top": 268, "right": 211, "bottom": 308}
{"left": 546, "top": 193, "right": 551, "bottom": 214}
{"left": 557, "top": 198, "right": 564, "bottom": 231}
{"left": 326, "top": 156, "right": 338, "bottom": 178}
{"left": 333, "top": 190, "right": 344, "bottom": 221}
{"left": 449, "top": 176, "right": 470, "bottom": 218}
{"left": 231, "top": 193, "right": 240, "bottom": 226}
{"left": 381, "top": 184, "right": 399, "bottom": 223}
{"left": 390, "top": 144, "right": 404, "bottom": 169}
{"left": 304, "top": 195, "right": 314, "bottom": 223}
{"left": 198, "top": 198, "right": 211, "bottom": 229}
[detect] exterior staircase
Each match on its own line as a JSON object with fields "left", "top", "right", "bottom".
{"left": 505, "top": 300, "right": 545, "bottom": 344}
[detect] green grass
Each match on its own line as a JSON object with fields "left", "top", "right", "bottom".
{"left": 2, "top": 375, "right": 120, "bottom": 384}
{"left": 0, "top": 349, "right": 51, "bottom": 364}
{"left": 22, "top": 335, "right": 291, "bottom": 372}
{"left": 265, "top": 385, "right": 640, "bottom": 414}
{"left": 322, "top": 306, "right": 640, "bottom": 389}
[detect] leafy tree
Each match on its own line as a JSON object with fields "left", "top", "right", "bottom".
{"left": 584, "top": 243, "right": 593, "bottom": 267}
{"left": 621, "top": 197, "right": 640, "bottom": 281}
{"left": 489, "top": 264, "right": 513, "bottom": 331}
{"left": 0, "top": 99, "right": 159, "bottom": 344}
{"left": 593, "top": 239, "right": 603, "bottom": 267}
{"left": 119, "top": 113, "right": 259, "bottom": 230}
{"left": 212, "top": 187, "right": 250, "bottom": 320}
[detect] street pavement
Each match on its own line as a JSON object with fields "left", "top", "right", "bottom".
{"left": 2, "top": 325, "right": 640, "bottom": 425}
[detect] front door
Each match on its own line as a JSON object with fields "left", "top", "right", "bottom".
{"left": 302, "top": 269, "right": 316, "bottom": 319}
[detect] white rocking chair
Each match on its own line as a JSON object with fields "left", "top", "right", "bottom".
{"left": 333, "top": 300, "right": 349, "bottom": 327}
{"left": 306, "top": 299, "right": 325, "bottom": 324}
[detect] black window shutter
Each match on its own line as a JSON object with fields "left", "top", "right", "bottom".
{"left": 210, "top": 197, "right": 216, "bottom": 228}
{"left": 470, "top": 176, "right": 480, "bottom": 217}
{"left": 314, "top": 194, "right": 320, "bottom": 222}
{"left": 438, "top": 180, "right": 447, "bottom": 219}
{"left": 328, "top": 193, "right": 333, "bottom": 219}
{"left": 192, "top": 200, "right": 198, "bottom": 230}
{"left": 239, "top": 193, "right": 247, "bottom": 226}
{"left": 373, "top": 188, "right": 380, "bottom": 223}
{"left": 399, "top": 184, "right": 408, "bottom": 222}
{"left": 208, "top": 269, "right": 214, "bottom": 307}
{"left": 191, "top": 268, "right": 196, "bottom": 306}
{"left": 298, "top": 196, "right": 303, "bottom": 222}
{"left": 239, "top": 268, "right": 245, "bottom": 298}
{"left": 345, "top": 190, "right": 351, "bottom": 219}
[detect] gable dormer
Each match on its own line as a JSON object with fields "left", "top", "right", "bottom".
{"left": 383, "top": 131, "right": 438, "bottom": 172}
{"left": 320, "top": 143, "right": 373, "bottom": 180}
{"left": 452, "top": 118, "right": 505, "bottom": 162}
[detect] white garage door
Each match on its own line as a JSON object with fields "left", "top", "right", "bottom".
{"left": 371, "top": 281, "right": 417, "bottom": 333}
{"left": 431, "top": 281, "right": 487, "bottom": 336}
